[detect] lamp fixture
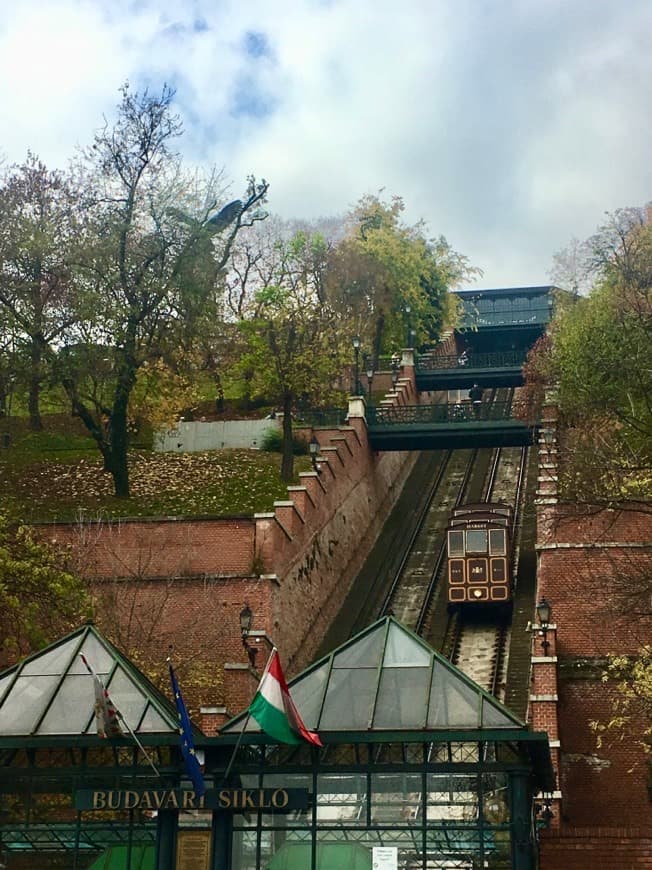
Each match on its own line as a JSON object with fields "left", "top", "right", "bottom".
{"left": 309, "top": 435, "right": 321, "bottom": 473}
{"left": 536, "top": 598, "right": 552, "bottom": 654}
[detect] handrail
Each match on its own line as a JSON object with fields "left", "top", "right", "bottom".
{"left": 367, "top": 402, "right": 520, "bottom": 425}
{"left": 416, "top": 351, "right": 525, "bottom": 371}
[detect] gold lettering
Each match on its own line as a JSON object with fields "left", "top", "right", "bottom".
{"left": 259, "top": 789, "right": 271, "bottom": 809}
{"left": 272, "top": 789, "right": 289, "bottom": 809}
{"left": 123, "top": 791, "right": 140, "bottom": 810}
{"left": 218, "top": 789, "right": 232, "bottom": 809}
{"left": 152, "top": 791, "right": 165, "bottom": 809}
{"left": 244, "top": 790, "right": 257, "bottom": 809}
{"left": 182, "top": 791, "right": 197, "bottom": 809}
{"left": 107, "top": 791, "right": 121, "bottom": 810}
{"left": 92, "top": 791, "right": 107, "bottom": 810}
{"left": 140, "top": 792, "right": 153, "bottom": 809}
{"left": 163, "top": 791, "right": 179, "bottom": 809}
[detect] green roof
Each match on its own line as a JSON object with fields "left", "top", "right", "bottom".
{"left": 0, "top": 623, "right": 181, "bottom": 742}
{"left": 224, "top": 617, "right": 523, "bottom": 735}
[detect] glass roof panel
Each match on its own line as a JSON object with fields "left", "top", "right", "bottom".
{"left": 289, "top": 662, "right": 330, "bottom": 730}
{"left": 106, "top": 666, "right": 147, "bottom": 729}
{"left": 21, "top": 637, "right": 79, "bottom": 676}
{"left": 383, "top": 625, "right": 431, "bottom": 667}
{"left": 38, "top": 675, "right": 93, "bottom": 734}
{"left": 332, "top": 623, "right": 385, "bottom": 669}
{"left": 482, "top": 697, "right": 519, "bottom": 728}
{"left": 428, "top": 662, "right": 481, "bottom": 728}
{"left": 320, "top": 668, "right": 376, "bottom": 730}
{"left": 0, "top": 672, "right": 13, "bottom": 705}
{"left": 373, "top": 667, "right": 429, "bottom": 728}
{"left": 0, "top": 676, "right": 57, "bottom": 734}
{"left": 71, "top": 635, "right": 115, "bottom": 675}
{"left": 138, "top": 705, "right": 175, "bottom": 733}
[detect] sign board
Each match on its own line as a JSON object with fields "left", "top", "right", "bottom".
{"left": 176, "top": 830, "right": 211, "bottom": 870}
{"left": 372, "top": 846, "right": 398, "bottom": 870}
{"left": 75, "top": 788, "right": 310, "bottom": 813}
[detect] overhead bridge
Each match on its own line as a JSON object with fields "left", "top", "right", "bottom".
{"left": 416, "top": 351, "right": 526, "bottom": 391}
{"left": 366, "top": 402, "right": 535, "bottom": 451}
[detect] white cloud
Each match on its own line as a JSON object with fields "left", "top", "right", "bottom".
{"left": 1, "top": 0, "right": 651, "bottom": 287}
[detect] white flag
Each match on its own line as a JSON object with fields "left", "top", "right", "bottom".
{"left": 80, "top": 654, "right": 123, "bottom": 738}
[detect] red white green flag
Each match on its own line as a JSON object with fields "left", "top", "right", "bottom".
{"left": 80, "top": 654, "right": 123, "bottom": 739}
{"left": 249, "top": 650, "right": 322, "bottom": 747}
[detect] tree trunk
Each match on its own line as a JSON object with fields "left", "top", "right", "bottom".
{"left": 28, "top": 341, "right": 43, "bottom": 431}
{"left": 280, "top": 392, "right": 294, "bottom": 482}
{"left": 108, "top": 380, "right": 132, "bottom": 498}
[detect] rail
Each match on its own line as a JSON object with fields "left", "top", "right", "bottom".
{"left": 417, "top": 351, "right": 525, "bottom": 371}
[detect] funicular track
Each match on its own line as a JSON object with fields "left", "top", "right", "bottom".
{"left": 369, "top": 387, "right": 531, "bottom": 700}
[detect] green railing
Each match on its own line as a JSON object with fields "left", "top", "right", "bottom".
{"left": 417, "top": 351, "right": 525, "bottom": 371}
{"left": 295, "top": 407, "right": 349, "bottom": 427}
{"left": 367, "top": 401, "right": 517, "bottom": 425}
{"left": 458, "top": 306, "right": 551, "bottom": 328}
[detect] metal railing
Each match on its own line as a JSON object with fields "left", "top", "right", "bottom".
{"left": 457, "top": 306, "right": 551, "bottom": 328}
{"left": 295, "top": 407, "right": 349, "bottom": 427}
{"left": 417, "top": 351, "right": 525, "bottom": 371}
{"left": 367, "top": 401, "right": 517, "bottom": 425}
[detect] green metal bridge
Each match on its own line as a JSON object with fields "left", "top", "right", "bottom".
{"left": 367, "top": 401, "right": 535, "bottom": 450}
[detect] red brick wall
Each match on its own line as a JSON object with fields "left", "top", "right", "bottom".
{"left": 534, "top": 408, "right": 652, "bottom": 867}
{"left": 43, "top": 516, "right": 256, "bottom": 578}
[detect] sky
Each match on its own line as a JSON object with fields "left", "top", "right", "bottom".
{"left": 1, "top": 0, "right": 651, "bottom": 289}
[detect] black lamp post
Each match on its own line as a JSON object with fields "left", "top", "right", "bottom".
{"left": 391, "top": 355, "right": 400, "bottom": 388}
{"left": 309, "top": 435, "right": 321, "bottom": 473}
{"left": 536, "top": 598, "right": 552, "bottom": 654}
{"left": 240, "top": 604, "right": 258, "bottom": 668}
{"left": 366, "top": 362, "right": 374, "bottom": 398}
{"left": 352, "top": 336, "right": 361, "bottom": 395}
{"left": 404, "top": 305, "right": 411, "bottom": 347}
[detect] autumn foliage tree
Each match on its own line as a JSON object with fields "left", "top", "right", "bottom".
{"left": 51, "top": 84, "right": 268, "bottom": 497}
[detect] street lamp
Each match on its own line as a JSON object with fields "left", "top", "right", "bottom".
{"left": 366, "top": 362, "right": 374, "bottom": 398}
{"left": 536, "top": 598, "right": 552, "bottom": 654}
{"left": 404, "top": 305, "right": 411, "bottom": 347}
{"left": 352, "top": 336, "right": 361, "bottom": 395}
{"left": 391, "top": 354, "right": 400, "bottom": 387}
{"left": 309, "top": 435, "right": 321, "bottom": 473}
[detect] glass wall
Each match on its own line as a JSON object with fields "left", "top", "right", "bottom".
{"left": 230, "top": 745, "right": 517, "bottom": 870}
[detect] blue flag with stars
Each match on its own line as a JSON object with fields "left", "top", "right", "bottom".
{"left": 169, "top": 663, "right": 206, "bottom": 798}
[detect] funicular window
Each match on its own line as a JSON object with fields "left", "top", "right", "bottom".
{"left": 466, "top": 530, "right": 487, "bottom": 553}
{"left": 489, "top": 529, "right": 506, "bottom": 555}
{"left": 448, "top": 530, "right": 465, "bottom": 557}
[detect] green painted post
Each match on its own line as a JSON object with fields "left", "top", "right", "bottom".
{"left": 511, "top": 772, "right": 535, "bottom": 870}
{"left": 155, "top": 809, "right": 178, "bottom": 870}
{"left": 211, "top": 810, "right": 231, "bottom": 869}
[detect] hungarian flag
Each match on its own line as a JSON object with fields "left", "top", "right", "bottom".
{"left": 249, "top": 649, "right": 322, "bottom": 747}
{"left": 80, "top": 654, "right": 123, "bottom": 739}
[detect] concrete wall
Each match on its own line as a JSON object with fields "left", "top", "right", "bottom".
{"left": 156, "top": 419, "right": 280, "bottom": 451}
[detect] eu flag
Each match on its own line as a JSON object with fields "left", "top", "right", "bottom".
{"left": 169, "top": 663, "right": 206, "bottom": 798}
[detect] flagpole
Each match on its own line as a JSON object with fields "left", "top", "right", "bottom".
{"left": 220, "top": 646, "right": 276, "bottom": 787}
{"left": 116, "top": 710, "right": 162, "bottom": 780}
{"left": 79, "top": 654, "right": 162, "bottom": 781}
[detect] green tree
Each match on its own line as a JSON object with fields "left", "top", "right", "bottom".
{"left": 52, "top": 84, "right": 268, "bottom": 497}
{"left": 0, "top": 154, "right": 78, "bottom": 430}
{"left": 546, "top": 210, "right": 652, "bottom": 506}
{"left": 238, "top": 231, "right": 346, "bottom": 480}
{"left": 0, "top": 513, "right": 89, "bottom": 663}
{"left": 326, "top": 194, "right": 478, "bottom": 362}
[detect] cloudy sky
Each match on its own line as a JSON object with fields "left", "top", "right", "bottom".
{"left": 1, "top": 0, "right": 650, "bottom": 287}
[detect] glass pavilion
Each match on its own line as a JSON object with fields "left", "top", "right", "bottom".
{"left": 0, "top": 618, "right": 553, "bottom": 869}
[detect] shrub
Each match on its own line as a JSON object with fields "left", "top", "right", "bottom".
{"left": 260, "top": 427, "right": 308, "bottom": 455}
